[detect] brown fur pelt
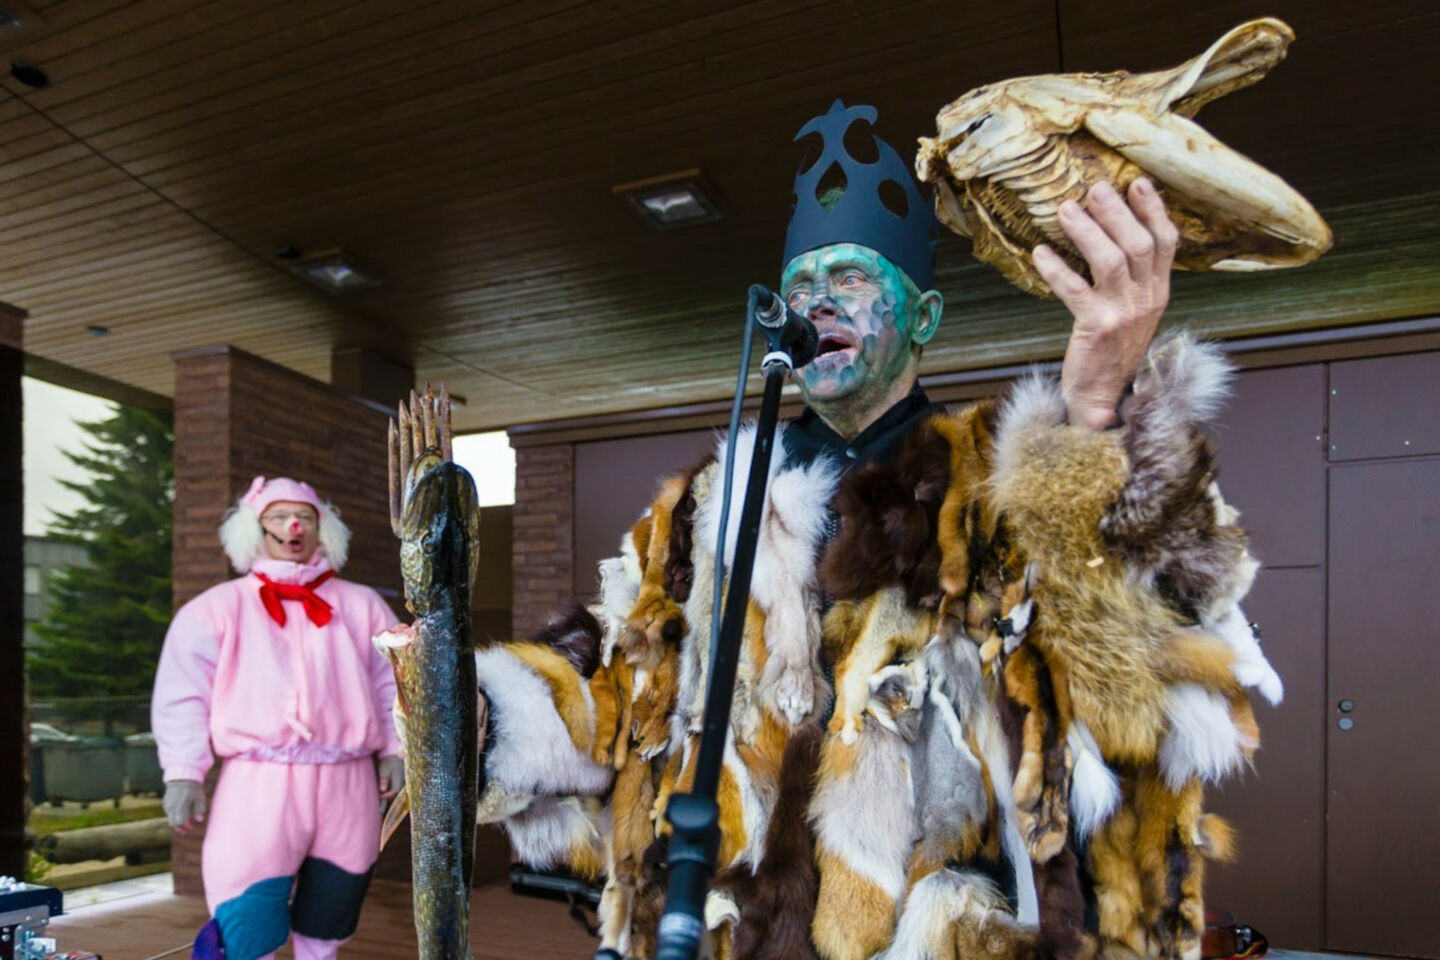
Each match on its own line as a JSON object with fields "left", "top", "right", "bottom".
{"left": 1086, "top": 767, "right": 1236, "bottom": 960}
{"left": 1101, "top": 335, "right": 1256, "bottom": 622}
{"left": 1035, "top": 845, "right": 1097, "bottom": 960}
{"left": 630, "top": 646, "right": 681, "bottom": 761}
{"left": 589, "top": 654, "right": 635, "bottom": 769}
{"left": 932, "top": 400, "right": 1004, "bottom": 601}
{"left": 1003, "top": 641, "right": 1074, "bottom": 864}
{"left": 598, "top": 747, "right": 663, "bottom": 955}
{"left": 824, "top": 587, "right": 936, "bottom": 744}
{"left": 664, "top": 456, "right": 714, "bottom": 605}
{"left": 624, "top": 474, "right": 692, "bottom": 665}
{"left": 1135, "top": 772, "right": 1207, "bottom": 960}
{"left": 820, "top": 415, "right": 953, "bottom": 608}
{"left": 526, "top": 600, "right": 604, "bottom": 679}
{"left": 715, "top": 722, "right": 824, "bottom": 960}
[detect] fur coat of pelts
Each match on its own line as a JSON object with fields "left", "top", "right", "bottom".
{"left": 467, "top": 334, "right": 1279, "bottom": 960}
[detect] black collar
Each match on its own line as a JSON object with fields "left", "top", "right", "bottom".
{"left": 783, "top": 385, "right": 939, "bottom": 470}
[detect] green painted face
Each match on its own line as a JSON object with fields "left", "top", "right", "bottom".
{"left": 780, "top": 242, "right": 941, "bottom": 414}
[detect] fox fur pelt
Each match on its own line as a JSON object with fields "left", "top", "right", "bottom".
{"left": 988, "top": 334, "right": 1274, "bottom": 958}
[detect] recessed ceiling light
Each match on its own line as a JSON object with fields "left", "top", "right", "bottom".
{"left": 612, "top": 168, "right": 722, "bottom": 230}
{"left": 284, "top": 249, "right": 381, "bottom": 293}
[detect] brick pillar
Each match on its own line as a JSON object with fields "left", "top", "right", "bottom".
{"left": 0, "top": 303, "right": 26, "bottom": 878}
{"left": 168, "top": 346, "right": 403, "bottom": 895}
{"left": 510, "top": 442, "right": 576, "bottom": 637}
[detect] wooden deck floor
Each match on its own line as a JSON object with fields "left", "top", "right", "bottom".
{"left": 47, "top": 878, "right": 600, "bottom": 960}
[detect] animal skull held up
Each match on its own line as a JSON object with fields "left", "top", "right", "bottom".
{"left": 915, "top": 18, "right": 1333, "bottom": 298}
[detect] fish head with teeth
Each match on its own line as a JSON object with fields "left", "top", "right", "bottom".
{"left": 781, "top": 242, "right": 943, "bottom": 434}
{"left": 259, "top": 500, "right": 321, "bottom": 562}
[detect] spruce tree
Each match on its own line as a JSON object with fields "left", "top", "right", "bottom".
{"left": 27, "top": 405, "right": 173, "bottom": 735}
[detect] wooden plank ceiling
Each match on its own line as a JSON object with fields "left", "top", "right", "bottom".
{"left": 2, "top": 0, "right": 1437, "bottom": 430}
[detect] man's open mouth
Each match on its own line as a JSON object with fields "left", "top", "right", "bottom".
{"left": 812, "top": 332, "right": 856, "bottom": 364}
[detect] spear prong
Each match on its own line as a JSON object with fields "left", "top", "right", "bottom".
{"left": 408, "top": 389, "right": 424, "bottom": 457}
{"left": 388, "top": 418, "right": 404, "bottom": 538}
{"left": 423, "top": 383, "right": 440, "bottom": 451}
{"left": 438, "top": 384, "right": 453, "bottom": 462}
{"left": 398, "top": 399, "right": 413, "bottom": 497}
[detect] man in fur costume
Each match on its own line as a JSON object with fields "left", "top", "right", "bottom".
{"left": 466, "top": 100, "right": 1281, "bottom": 960}
{"left": 152, "top": 476, "right": 405, "bottom": 960}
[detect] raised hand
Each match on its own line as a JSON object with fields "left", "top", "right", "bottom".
{"left": 1034, "top": 178, "right": 1179, "bottom": 430}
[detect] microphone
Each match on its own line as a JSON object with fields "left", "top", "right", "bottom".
{"left": 748, "top": 284, "right": 817, "bottom": 369}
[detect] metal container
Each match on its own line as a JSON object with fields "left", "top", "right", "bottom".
{"left": 27, "top": 724, "right": 77, "bottom": 807}
{"left": 123, "top": 733, "right": 163, "bottom": 795}
{"left": 40, "top": 738, "right": 124, "bottom": 806}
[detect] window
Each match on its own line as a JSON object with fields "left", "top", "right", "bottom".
{"left": 24, "top": 565, "right": 41, "bottom": 595}
{"left": 452, "top": 431, "right": 517, "bottom": 507}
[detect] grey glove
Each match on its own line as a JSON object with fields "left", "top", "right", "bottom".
{"left": 163, "top": 779, "right": 206, "bottom": 832}
{"left": 377, "top": 754, "right": 405, "bottom": 800}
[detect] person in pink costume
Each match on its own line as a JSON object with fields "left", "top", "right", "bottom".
{"left": 151, "top": 476, "right": 405, "bottom": 960}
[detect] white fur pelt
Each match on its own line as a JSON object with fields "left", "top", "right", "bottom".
{"left": 1159, "top": 683, "right": 1256, "bottom": 791}
{"left": 972, "top": 674, "right": 1041, "bottom": 925}
{"left": 879, "top": 869, "right": 1037, "bottom": 960}
{"left": 695, "top": 422, "right": 839, "bottom": 726}
{"left": 752, "top": 447, "right": 839, "bottom": 726}
{"left": 598, "top": 529, "right": 643, "bottom": 668}
{"left": 1208, "top": 603, "right": 1283, "bottom": 705}
{"left": 474, "top": 647, "right": 614, "bottom": 811}
{"left": 676, "top": 464, "right": 719, "bottom": 748}
{"left": 503, "top": 796, "right": 605, "bottom": 872}
{"left": 1067, "top": 720, "right": 1120, "bottom": 842}
{"left": 218, "top": 498, "right": 351, "bottom": 573}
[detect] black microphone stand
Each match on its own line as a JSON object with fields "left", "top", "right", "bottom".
{"left": 640, "top": 287, "right": 814, "bottom": 960}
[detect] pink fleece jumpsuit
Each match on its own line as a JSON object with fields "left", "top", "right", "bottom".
{"left": 152, "top": 555, "right": 400, "bottom": 960}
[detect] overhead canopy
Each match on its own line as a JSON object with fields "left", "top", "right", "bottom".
{"left": 2, "top": 0, "right": 1436, "bottom": 430}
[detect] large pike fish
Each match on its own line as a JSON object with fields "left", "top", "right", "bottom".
{"left": 374, "top": 385, "right": 481, "bottom": 960}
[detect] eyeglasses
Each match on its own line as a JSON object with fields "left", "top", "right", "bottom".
{"left": 261, "top": 511, "right": 318, "bottom": 528}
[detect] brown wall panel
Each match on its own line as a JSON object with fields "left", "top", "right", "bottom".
{"left": 1205, "top": 567, "right": 1326, "bottom": 950}
{"left": 1328, "top": 351, "right": 1440, "bottom": 462}
{"left": 473, "top": 504, "right": 513, "bottom": 613}
{"left": 572, "top": 428, "right": 714, "bottom": 597}
{"left": 1211, "top": 364, "right": 1327, "bottom": 568}
{"left": 1207, "top": 363, "right": 1328, "bottom": 947}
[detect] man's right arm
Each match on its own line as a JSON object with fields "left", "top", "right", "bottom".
{"left": 151, "top": 597, "right": 221, "bottom": 830}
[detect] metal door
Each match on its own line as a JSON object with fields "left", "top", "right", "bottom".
{"left": 1326, "top": 458, "right": 1440, "bottom": 958}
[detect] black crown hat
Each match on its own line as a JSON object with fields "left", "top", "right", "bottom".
{"left": 783, "top": 99, "right": 936, "bottom": 289}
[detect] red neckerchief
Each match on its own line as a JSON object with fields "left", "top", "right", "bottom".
{"left": 254, "top": 569, "right": 335, "bottom": 627}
